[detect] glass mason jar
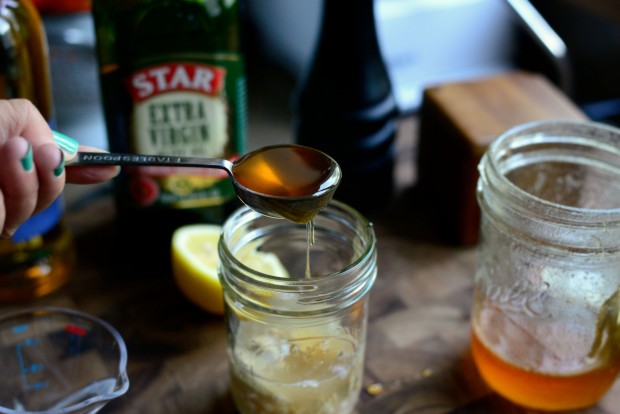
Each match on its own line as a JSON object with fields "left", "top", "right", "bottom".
{"left": 472, "top": 120, "right": 620, "bottom": 411}
{"left": 218, "top": 201, "right": 377, "bottom": 414}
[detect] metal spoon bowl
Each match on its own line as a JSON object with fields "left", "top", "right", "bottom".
{"left": 66, "top": 144, "right": 341, "bottom": 223}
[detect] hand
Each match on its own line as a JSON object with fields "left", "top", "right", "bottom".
{"left": 0, "top": 99, "right": 119, "bottom": 238}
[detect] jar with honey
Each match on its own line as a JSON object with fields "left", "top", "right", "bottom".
{"left": 472, "top": 120, "right": 620, "bottom": 410}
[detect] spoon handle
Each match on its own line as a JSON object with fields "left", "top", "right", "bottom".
{"left": 66, "top": 151, "right": 234, "bottom": 175}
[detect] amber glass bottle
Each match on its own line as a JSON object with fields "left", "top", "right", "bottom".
{"left": 91, "top": 0, "right": 247, "bottom": 268}
{"left": 293, "top": 0, "right": 398, "bottom": 215}
{"left": 0, "top": 0, "right": 76, "bottom": 301}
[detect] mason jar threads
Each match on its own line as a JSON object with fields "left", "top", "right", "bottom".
{"left": 218, "top": 201, "right": 377, "bottom": 414}
{"left": 472, "top": 120, "right": 620, "bottom": 411}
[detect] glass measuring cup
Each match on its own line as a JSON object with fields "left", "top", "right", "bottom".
{"left": 0, "top": 306, "right": 129, "bottom": 414}
{"left": 472, "top": 120, "right": 620, "bottom": 411}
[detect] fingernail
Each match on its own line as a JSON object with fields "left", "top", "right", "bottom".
{"left": 20, "top": 144, "right": 33, "bottom": 171}
{"left": 54, "top": 149, "right": 65, "bottom": 177}
{"left": 52, "top": 130, "right": 79, "bottom": 159}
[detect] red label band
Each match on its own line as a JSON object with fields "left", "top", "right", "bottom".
{"left": 127, "top": 63, "right": 226, "bottom": 102}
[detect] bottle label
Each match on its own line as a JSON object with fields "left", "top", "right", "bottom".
{"left": 129, "top": 62, "right": 228, "bottom": 157}
{"left": 124, "top": 60, "right": 243, "bottom": 209}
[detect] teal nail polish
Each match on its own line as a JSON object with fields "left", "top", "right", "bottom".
{"left": 52, "top": 130, "right": 79, "bottom": 156}
{"left": 54, "top": 150, "right": 65, "bottom": 177}
{"left": 20, "top": 144, "right": 33, "bottom": 171}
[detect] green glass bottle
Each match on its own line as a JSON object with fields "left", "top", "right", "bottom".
{"left": 91, "top": 0, "right": 247, "bottom": 269}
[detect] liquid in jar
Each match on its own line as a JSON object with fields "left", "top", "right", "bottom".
{"left": 471, "top": 324, "right": 620, "bottom": 411}
{"left": 219, "top": 203, "right": 376, "bottom": 414}
{"left": 229, "top": 317, "right": 364, "bottom": 414}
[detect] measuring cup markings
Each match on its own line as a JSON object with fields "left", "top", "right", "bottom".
{"left": 64, "top": 325, "right": 88, "bottom": 337}
{"left": 13, "top": 323, "right": 92, "bottom": 394}
{"left": 63, "top": 324, "right": 90, "bottom": 357}
{"left": 15, "top": 336, "right": 49, "bottom": 392}
{"left": 12, "top": 324, "right": 29, "bottom": 334}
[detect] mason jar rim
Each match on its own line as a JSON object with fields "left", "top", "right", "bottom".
{"left": 220, "top": 201, "right": 375, "bottom": 280}
{"left": 478, "top": 119, "right": 620, "bottom": 252}
{"left": 218, "top": 200, "right": 377, "bottom": 316}
{"left": 481, "top": 119, "right": 620, "bottom": 224}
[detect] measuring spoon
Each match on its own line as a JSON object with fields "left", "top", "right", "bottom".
{"left": 65, "top": 144, "right": 341, "bottom": 223}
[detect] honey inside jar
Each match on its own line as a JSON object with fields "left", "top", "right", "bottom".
{"left": 471, "top": 326, "right": 620, "bottom": 411}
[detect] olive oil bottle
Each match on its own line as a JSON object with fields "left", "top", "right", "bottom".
{"left": 91, "top": 0, "right": 247, "bottom": 268}
{"left": 0, "top": 0, "right": 76, "bottom": 301}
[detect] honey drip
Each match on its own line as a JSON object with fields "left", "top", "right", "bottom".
{"left": 305, "top": 220, "right": 316, "bottom": 278}
{"left": 232, "top": 145, "right": 339, "bottom": 278}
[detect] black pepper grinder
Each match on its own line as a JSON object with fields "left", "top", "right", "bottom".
{"left": 293, "top": 0, "right": 399, "bottom": 215}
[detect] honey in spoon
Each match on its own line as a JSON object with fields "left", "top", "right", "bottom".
{"left": 231, "top": 144, "right": 341, "bottom": 224}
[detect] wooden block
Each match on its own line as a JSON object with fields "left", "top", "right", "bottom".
{"left": 416, "top": 71, "right": 588, "bottom": 246}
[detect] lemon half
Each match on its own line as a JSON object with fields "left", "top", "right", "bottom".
{"left": 172, "top": 224, "right": 224, "bottom": 314}
{"left": 171, "top": 224, "right": 290, "bottom": 315}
